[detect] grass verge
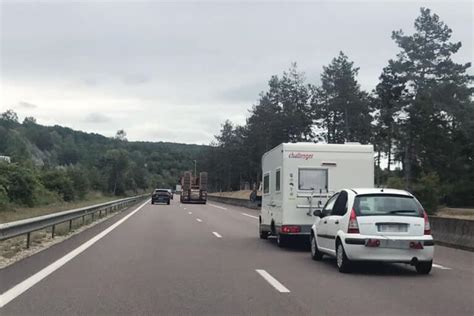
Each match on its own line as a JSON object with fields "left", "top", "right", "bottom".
{"left": 0, "top": 191, "right": 147, "bottom": 224}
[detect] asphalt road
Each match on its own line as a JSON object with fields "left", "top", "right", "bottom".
{"left": 1, "top": 197, "right": 473, "bottom": 315}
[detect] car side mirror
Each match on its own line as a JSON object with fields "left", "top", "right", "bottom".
{"left": 313, "top": 209, "right": 322, "bottom": 217}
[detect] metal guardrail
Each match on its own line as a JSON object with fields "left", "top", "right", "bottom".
{"left": 0, "top": 194, "right": 148, "bottom": 248}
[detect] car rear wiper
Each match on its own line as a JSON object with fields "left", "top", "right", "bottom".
{"left": 388, "top": 210, "right": 417, "bottom": 214}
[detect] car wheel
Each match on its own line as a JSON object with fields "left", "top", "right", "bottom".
{"left": 336, "top": 241, "right": 351, "bottom": 273}
{"left": 167, "top": 200, "right": 170, "bottom": 205}
{"left": 310, "top": 234, "right": 323, "bottom": 261}
{"left": 277, "top": 234, "right": 287, "bottom": 248}
{"left": 415, "top": 260, "right": 432, "bottom": 274}
{"left": 151, "top": 201, "right": 154, "bottom": 205}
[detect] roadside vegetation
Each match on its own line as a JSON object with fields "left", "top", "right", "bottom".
{"left": 209, "top": 8, "right": 473, "bottom": 212}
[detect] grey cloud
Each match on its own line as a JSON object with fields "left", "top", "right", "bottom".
{"left": 1, "top": 1, "right": 472, "bottom": 145}
{"left": 82, "top": 77, "right": 99, "bottom": 87}
{"left": 122, "top": 74, "right": 152, "bottom": 85}
{"left": 218, "top": 81, "right": 267, "bottom": 103}
{"left": 17, "top": 101, "right": 38, "bottom": 109}
{"left": 84, "top": 112, "right": 110, "bottom": 123}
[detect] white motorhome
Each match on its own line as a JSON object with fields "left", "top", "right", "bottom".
{"left": 259, "top": 142, "right": 374, "bottom": 247}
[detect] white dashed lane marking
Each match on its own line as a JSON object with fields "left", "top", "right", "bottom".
{"left": 433, "top": 263, "right": 451, "bottom": 270}
{"left": 208, "top": 203, "right": 227, "bottom": 210}
{"left": 241, "top": 213, "right": 259, "bottom": 219}
{"left": 196, "top": 218, "right": 203, "bottom": 222}
{"left": 212, "top": 232, "right": 222, "bottom": 238}
{"left": 256, "top": 269, "right": 290, "bottom": 293}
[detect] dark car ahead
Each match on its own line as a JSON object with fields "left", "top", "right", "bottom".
{"left": 151, "top": 189, "right": 171, "bottom": 205}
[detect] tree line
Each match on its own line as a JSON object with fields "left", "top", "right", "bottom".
{"left": 208, "top": 8, "right": 473, "bottom": 210}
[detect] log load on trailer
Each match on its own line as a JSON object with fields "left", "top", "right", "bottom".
{"left": 180, "top": 171, "right": 208, "bottom": 204}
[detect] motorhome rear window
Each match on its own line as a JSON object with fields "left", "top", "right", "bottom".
{"left": 263, "top": 174, "right": 270, "bottom": 194}
{"left": 298, "top": 169, "right": 328, "bottom": 191}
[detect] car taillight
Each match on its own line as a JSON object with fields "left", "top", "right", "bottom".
{"left": 423, "top": 210, "right": 431, "bottom": 235}
{"left": 280, "top": 225, "right": 301, "bottom": 233}
{"left": 347, "top": 208, "right": 359, "bottom": 234}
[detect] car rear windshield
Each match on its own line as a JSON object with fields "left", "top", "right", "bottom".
{"left": 353, "top": 194, "right": 423, "bottom": 217}
{"left": 154, "top": 190, "right": 169, "bottom": 194}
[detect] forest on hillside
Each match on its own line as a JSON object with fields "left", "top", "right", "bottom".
{"left": 209, "top": 8, "right": 473, "bottom": 210}
{"left": 0, "top": 114, "right": 210, "bottom": 209}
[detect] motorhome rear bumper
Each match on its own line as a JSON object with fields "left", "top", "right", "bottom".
{"left": 276, "top": 224, "right": 312, "bottom": 235}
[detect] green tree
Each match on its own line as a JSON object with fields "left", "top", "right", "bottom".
{"left": 0, "top": 163, "right": 40, "bottom": 206}
{"left": 390, "top": 7, "right": 473, "bottom": 191}
{"left": 314, "top": 52, "right": 372, "bottom": 144}
{"left": 102, "top": 149, "right": 130, "bottom": 195}
{"left": 41, "top": 169, "right": 75, "bottom": 201}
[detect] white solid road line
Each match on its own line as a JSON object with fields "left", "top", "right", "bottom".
{"left": 433, "top": 263, "right": 451, "bottom": 270}
{"left": 196, "top": 218, "right": 203, "bottom": 222}
{"left": 212, "top": 232, "right": 222, "bottom": 238}
{"left": 208, "top": 203, "right": 227, "bottom": 210}
{"left": 0, "top": 199, "right": 150, "bottom": 309}
{"left": 256, "top": 269, "right": 290, "bottom": 293}
{"left": 241, "top": 212, "right": 259, "bottom": 219}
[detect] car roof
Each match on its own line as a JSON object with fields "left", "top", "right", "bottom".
{"left": 347, "top": 188, "right": 413, "bottom": 197}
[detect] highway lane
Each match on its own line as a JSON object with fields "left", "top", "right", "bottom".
{"left": 1, "top": 198, "right": 473, "bottom": 315}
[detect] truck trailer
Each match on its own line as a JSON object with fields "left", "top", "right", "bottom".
{"left": 259, "top": 142, "right": 374, "bottom": 247}
{"left": 180, "top": 171, "right": 208, "bottom": 204}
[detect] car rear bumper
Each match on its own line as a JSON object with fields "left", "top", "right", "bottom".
{"left": 342, "top": 236, "right": 434, "bottom": 262}
{"left": 152, "top": 198, "right": 170, "bottom": 203}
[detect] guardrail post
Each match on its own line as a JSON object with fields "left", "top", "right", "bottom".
{"left": 91, "top": 212, "right": 95, "bottom": 221}
{"left": 82, "top": 215, "right": 85, "bottom": 225}
{"left": 52, "top": 225, "right": 55, "bottom": 238}
{"left": 99, "top": 210, "right": 102, "bottom": 218}
{"left": 26, "top": 232, "right": 31, "bottom": 249}
{"left": 69, "top": 219, "right": 73, "bottom": 231}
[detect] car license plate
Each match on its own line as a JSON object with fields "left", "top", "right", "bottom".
{"left": 377, "top": 224, "right": 408, "bottom": 233}
{"left": 379, "top": 240, "right": 410, "bottom": 249}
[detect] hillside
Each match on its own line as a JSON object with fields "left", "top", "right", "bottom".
{"left": 0, "top": 110, "right": 211, "bottom": 209}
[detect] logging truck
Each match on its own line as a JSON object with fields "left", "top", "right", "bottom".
{"left": 180, "top": 171, "right": 208, "bottom": 204}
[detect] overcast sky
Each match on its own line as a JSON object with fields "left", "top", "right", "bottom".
{"left": 1, "top": 0, "right": 472, "bottom": 144}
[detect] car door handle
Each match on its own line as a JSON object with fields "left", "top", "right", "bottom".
{"left": 335, "top": 220, "right": 339, "bottom": 224}
{"left": 323, "top": 220, "right": 327, "bottom": 224}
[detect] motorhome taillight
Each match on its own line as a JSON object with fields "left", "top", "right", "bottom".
{"left": 347, "top": 208, "right": 360, "bottom": 234}
{"left": 423, "top": 211, "right": 431, "bottom": 235}
{"left": 410, "top": 241, "right": 424, "bottom": 249}
{"left": 280, "top": 225, "right": 301, "bottom": 234}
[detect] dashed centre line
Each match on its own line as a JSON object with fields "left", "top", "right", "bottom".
{"left": 433, "top": 263, "right": 451, "bottom": 270}
{"left": 256, "top": 269, "right": 290, "bottom": 293}
{"left": 196, "top": 218, "right": 203, "bottom": 222}
{"left": 208, "top": 203, "right": 227, "bottom": 210}
{"left": 241, "top": 212, "right": 259, "bottom": 219}
{"left": 188, "top": 212, "right": 192, "bottom": 215}
{"left": 212, "top": 232, "right": 222, "bottom": 238}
